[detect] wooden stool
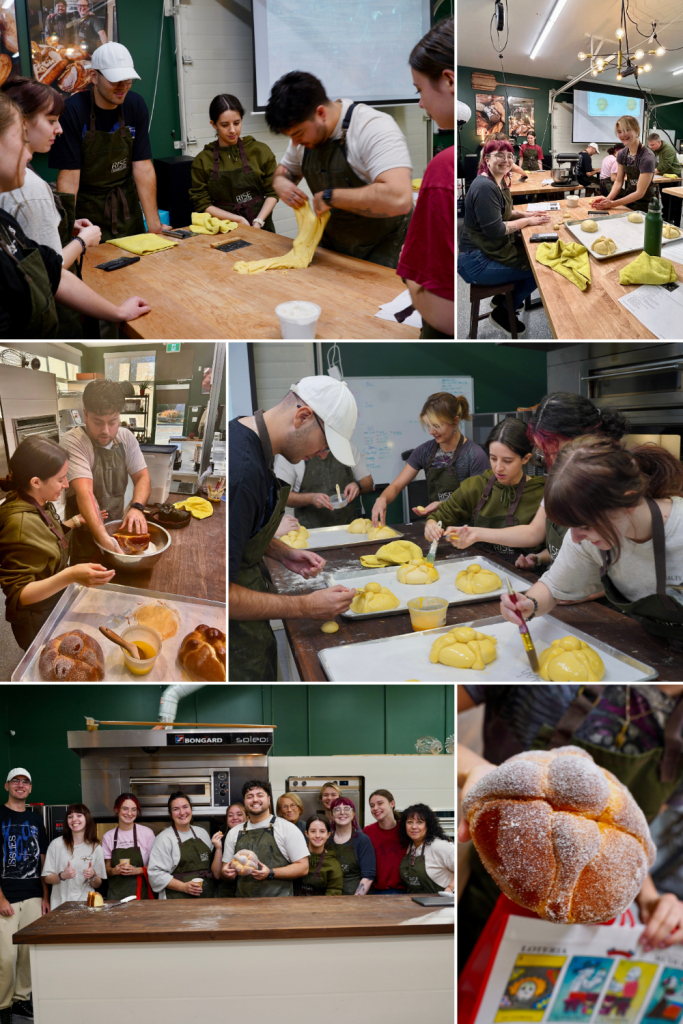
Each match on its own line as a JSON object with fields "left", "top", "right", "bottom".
{"left": 468, "top": 281, "right": 518, "bottom": 339}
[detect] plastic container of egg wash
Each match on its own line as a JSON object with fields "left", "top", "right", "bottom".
{"left": 120, "top": 624, "right": 162, "bottom": 676}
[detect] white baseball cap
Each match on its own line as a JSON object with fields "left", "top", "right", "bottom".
{"left": 290, "top": 376, "right": 358, "bottom": 466}
{"left": 588, "top": 143, "right": 600, "bottom": 153}
{"left": 90, "top": 42, "right": 140, "bottom": 83}
{"left": 6, "top": 768, "right": 32, "bottom": 783}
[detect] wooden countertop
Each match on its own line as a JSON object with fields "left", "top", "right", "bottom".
{"left": 265, "top": 524, "right": 683, "bottom": 681}
{"left": 81, "top": 225, "right": 419, "bottom": 340}
{"left": 508, "top": 171, "right": 680, "bottom": 198}
{"left": 13, "top": 896, "right": 452, "bottom": 945}
{"left": 662, "top": 186, "right": 683, "bottom": 198}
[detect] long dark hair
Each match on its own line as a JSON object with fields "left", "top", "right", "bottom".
{"left": 408, "top": 16, "right": 453, "bottom": 80}
{"left": 209, "top": 93, "right": 245, "bottom": 124}
{"left": 2, "top": 75, "right": 65, "bottom": 118}
{"left": 168, "top": 791, "right": 193, "bottom": 820}
{"left": 485, "top": 416, "right": 533, "bottom": 458}
{"left": 0, "top": 435, "right": 68, "bottom": 493}
{"left": 63, "top": 803, "right": 99, "bottom": 854}
{"left": 530, "top": 392, "right": 629, "bottom": 467}
{"left": 398, "top": 804, "right": 449, "bottom": 847}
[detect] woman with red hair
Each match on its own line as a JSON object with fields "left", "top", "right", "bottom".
{"left": 325, "top": 798, "right": 376, "bottom": 895}
{"left": 102, "top": 793, "right": 156, "bottom": 900}
{"left": 458, "top": 139, "right": 550, "bottom": 338}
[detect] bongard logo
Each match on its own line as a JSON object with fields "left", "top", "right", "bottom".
{"left": 175, "top": 736, "right": 223, "bottom": 744}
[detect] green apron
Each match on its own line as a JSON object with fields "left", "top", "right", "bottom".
{"left": 295, "top": 453, "right": 356, "bottom": 529}
{"left": 215, "top": 833, "right": 237, "bottom": 897}
{"left": 51, "top": 186, "right": 84, "bottom": 339}
{"left": 464, "top": 184, "right": 531, "bottom": 271}
{"left": 425, "top": 434, "right": 466, "bottom": 504}
{"left": 471, "top": 474, "right": 544, "bottom": 559}
{"left": 165, "top": 824, "right": 216, "bottom": 899}
{"left": 302, "top": 102, "right": 411, "bottom": 269}
{"left": 298, "top": 850, "right": 328, "bottom": 896}
{"left": 399, "top": 845, "right": 441, "bottom": 894}
{"left": 521, "top": 146, "right": 540, "bottom": 172}
{"left": 234, "top": 816, "right": 293, "bottom": 897}
{"left": 9, "top": 493, "right": 70, "bottom": 651}
{"left": 229, "top": 412, "right": 291, "bottom": 682}
{"left": 64, "top": 425, "right": 128, "bottom": 564}
{"left": 622, "top": 153, "right": 657, "bottom": 213}
{"left": 76, "top": 91, "right": 146, "bottom": 242}
{"left": 208, "top": 139, "right": 275, "bottom": 232}
{"left": 107, "top": 825, "right": 151, "bottom": 900}
{"left": 327, "top": 832, "right": 361, "bottom": 895}
{"left": 545, "top": 516, "right": 568, "bottom": 563}
{"left": 0, "top": 234, "right": 60, "bottom": 339}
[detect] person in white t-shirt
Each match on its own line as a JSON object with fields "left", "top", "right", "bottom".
{"left": 147, "top": 792, "right": 221, "bottom": 900}
{"left": 273, "top": 443, "right": 374, "bottom": 530}
{"left": 398, "top": 804, "right": 454, "bottom": 894}
{"left": 42, "top": 803, "right": 107, "bottom": 909}
{"left": 265, "top": 71, "right": 413, "bottom": 268}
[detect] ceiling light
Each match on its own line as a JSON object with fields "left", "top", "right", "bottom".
{"left": 530, "top": 0, "right": 569, "bottom": 59}
{"left": 616, "top": 73, "right": 623, "bottom": 80}
{"left": 643, "top": 63, "right": 651, "bottom": 71}
{"left": 634, "top": 49, "right": 644, "bottom": 59}
{"left": 615, "top": 27, "right": 624, "bottom": 39}
{"left": 578, "top": 51, "right": 587, "bottom": 60}
{"left": 674, "top": 68, "right": 683, "bottom": 75}
{"left": 656, "top": 46, "right": 665, "bottom": 55}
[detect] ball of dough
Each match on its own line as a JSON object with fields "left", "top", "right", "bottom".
{"left": 628, "top": 212, "right": 644, "bottom": 223}
{"left": 663, "top": 224, "right": 681, "bottom": 239}
{"left": 320, "top": 621, "right": 339, "bottom": 633}
{"left": 366, "top": 525, "right": 397, "bottom": 541}
{"left": 416, "top": 506, "right": 425, "bottom": 513}
{"left": 581, "top": 219, "right": 598, "bottom": 232}
{"left": 396, "top": 558, "right": 440, "bottom": 585}
{"left": 591, "top": 236, "right": 617, "bottom": 256}
{"left": 280, "top": 528, "right": 308, "bottom": 549}
{"left": 347, "top": 518, "right": 372, "bottom": 534}
{"left": 429, "top": 627, "right": 497, "bottom": 670}
{"left": 350, "top": 583, "right": 400, "bottom": 614}
{"left": 455, "top": 564, "right": 502, "bottom": 595}
{"left": 539, "top": 636, "right": 605, "bottom": 682}
{"left": 553, "top": 221, "right": 563, "bottom": 231}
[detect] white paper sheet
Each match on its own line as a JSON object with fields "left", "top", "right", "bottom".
{"left": 619, "top": 284, "right": 683, "bottom": 339}
{"left": 660, "top": 238, "right": 683, "bottom": 266}
{"left": 526, "top": 201, "right": 561, "bottom": 211}
{"left": 374, "top": 288, "right": 423, "bottom": 328}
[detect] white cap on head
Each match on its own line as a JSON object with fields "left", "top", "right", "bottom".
{"left": 90, "top": 42, "right": 140, "bottom": 83}
{"left": 6, "top": 768, "right": 32, "bottom": 783}
{"left": 588, "top": 143, "right": 600, "bottom": 153}
{"left": 289, "top": 376, "right": 358, "bottom": 466}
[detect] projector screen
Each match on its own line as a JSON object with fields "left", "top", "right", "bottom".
{"left": 573, "top": 90, "right": 645, "bottom": 144}
{"left": 252, "top": 0, "right": 432, "bottom": 110}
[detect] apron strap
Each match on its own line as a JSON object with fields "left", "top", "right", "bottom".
{"left": 660, "top": 694, "right": 683, "bottom": 783}
{"left": 472, "top": 474, "right": 496, "bottom": 519}
{"left": 545, "top": 686, "right": 605, "bottom": 749}
{"left": 117, "top": 102, "right": 126, "bottom": 137}
{"left": 506, "top": 475, "right": 528, "bottom": 526}
{"left": 238, "top": 138, "right": 252, "bottom": 177}
{"left": 312, "top": 850, "right": 326, "bottom": 885}
{"left": 646, "top": 496, "right": 677, "bottom": 612}
{"left": 112, "top": 827, "right": 119, "bottom": 851}
{"left": 103, "top": 185, "right": 130, "bottom": 237}
{"left": 338, "top": 102, "right": 360, "bottom": 158}
{"left": 137, "top": 865, "right": 156, "bottom": 899}
{"left": 212, "top": 139, "right": 220, "bottom": 181}
{"left": 18, "top": 491, "right": 69, "bottom": 550}
{"left": 254, "top": 409, "right": 275, "bottom": 475}
{"left": 425, "top": 434, "right": 466, "bottom": 474}
{"left": 89, "top": 89, "right": 97, "bottom": 141}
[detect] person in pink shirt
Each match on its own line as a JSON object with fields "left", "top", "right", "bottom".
{"left": 102, "top": 793, "right": 156, "bottom": 900}
{"left": 364, "top": 789, "right": 406, "bottom": 894}
{"left": 599, "top": 144, "right": 622, "bottom": 197}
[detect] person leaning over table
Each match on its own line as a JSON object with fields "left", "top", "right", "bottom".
{"left": 592, "top": 116, "right": 656, "bottom": 213}
{"left": 326, "top": 797, "right": 376, "bottom": 896}
{"left": 425, "top": 416, "right": 546, "bottom": 565}
{"left": 265, "top": 71, "right": 413, "bottom": 269}
{"left": 399, "top": 804, "right": 454, "bottom": 895}
{"left": 457, "top": 139, "right": 549, "bottom": 340}
{"left": 42, "top": 803, "right": 106, "bottom": 909}
{"left": 221, "top": 781, "right": 309, "bottom": 898}
{"left": 276, "top": 793, "right": 307, "bottom": 835}
{"left": 364, "top": 789, "right": 406, "bottom": 894}
{"left": 457, "top": 685, "right": 683, "bottom": 977}
{"left": 0, "top": 92, "right": 149, "bottom": 339}
{"left": 273, "top": 441, "right": 374, "bottom": 530}
{"left": 229, "top": 376, "right": 359, "bottom": 682}
{"left": 212, "top": 802, "right": 247, "bottom": 897}
{"left": 102, "top": 793, "right": 156, "bottom": 901}
{"left": 297, "top": 814, "right": 343, "bottom": 896}
{"left": 0, "top": 769, "right": 49, "bottom": 1024}
{"left": 189, "top": 93, "right": 277, "bottom": 231}
{"left": 147, "top": 792, "right": 218, "bottom": 899}
{"left": 576, "top": 142, "right": 601, "bottom": 188}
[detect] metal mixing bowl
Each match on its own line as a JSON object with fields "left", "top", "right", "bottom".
{"left": 551, "top": 167, "right": 572, "bottom": 184}
{"left": 93, "top": 519, "right": 171, "bottom": 572}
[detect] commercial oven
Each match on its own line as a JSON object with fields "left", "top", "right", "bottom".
{"left": 0, "top": 364, "right": 59, "bottom": 482}
{"left": 286, "top": 776, "right": 364, "bottom": 827}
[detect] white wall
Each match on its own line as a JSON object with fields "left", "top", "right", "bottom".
{"left": 252, "top": 341, "right": 315, "bottom": 409}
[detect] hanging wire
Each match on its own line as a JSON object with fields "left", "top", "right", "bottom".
{"left": 149, "top": 0, "right": 166, "bottom": 129}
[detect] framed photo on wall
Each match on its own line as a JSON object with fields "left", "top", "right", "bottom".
{"left": 28, "top": 0, "right": 118, "bottom": 96}
{"left": 475, "top": 94, "right": 506, "bottom": 142}
{"left": 508, "top": 96, "right": 535, "bottom": 141}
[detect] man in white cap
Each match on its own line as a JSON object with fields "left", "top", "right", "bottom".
{"left": 0, "top": 769, "right": 49, "bottom": 1024}
{"left": 577, "top": 143, "right": 600, "bottom": 189}
{"left": 51, "top": 41, "right": 164, "bottom": 241}
{"left": 229, "top": 376, "right": 359, "bottom": 681}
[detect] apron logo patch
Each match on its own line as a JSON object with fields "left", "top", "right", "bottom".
{"left": 236, "top": 191, "right": 253, "bottom": 203}
{"left": 111, "top": 159, "right": 128, "bottom": 173}
{"left": 200, "top": 852, "right": 208, "bottom": 862}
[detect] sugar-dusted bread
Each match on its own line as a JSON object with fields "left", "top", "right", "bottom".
{"left": 462, "top": 745, "right": 656, "bottom": 923}
{"left": 232, "top": 850, "right": 259, "bottom": 875}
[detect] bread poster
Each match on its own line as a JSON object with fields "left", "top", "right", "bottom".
{"left": 0, "top": 1, "right": 21, "bottom": 87}
{"left": 508, "top": 96, "right": 535, "bottom": 141}
{"left": 475, "top": 94, "right": 506, "bottom": 141}
{"left": 28, "top": 0, "right": 118, "bottom": 97}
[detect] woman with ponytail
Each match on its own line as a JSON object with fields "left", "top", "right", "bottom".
{"left": 501, "top": 437, "right": 683, "bottom": 646}
{"left": 0, "top": 436, "right": 114, "bottom": 650}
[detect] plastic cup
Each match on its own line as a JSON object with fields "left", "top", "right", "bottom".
{"left": 275, "top": 301, "right": 321, "bottom": 339}
{"left": 328, "top": 495, "right": 348, "bottom": 510}
{"left": 407, "top": 597, "right": 449, "bottom": 632}
{"left": 120, "top": 624, "right": 162, "bottom": 676}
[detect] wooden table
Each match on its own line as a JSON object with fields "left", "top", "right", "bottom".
{"left": 82, "top": 225, "right": 419, "bottom": 339}
{"left": 265, "top": 525, "right": 683, "bottom": 681}
{"left": 508, "top": 170, "right": 583, "bottom": 197}
{"left": 663, "top": 186, "right": 683, "bottom": 198}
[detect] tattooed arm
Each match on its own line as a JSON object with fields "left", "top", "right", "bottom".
{"left": 354, "top": 877, "right": 374, "bottom": 896}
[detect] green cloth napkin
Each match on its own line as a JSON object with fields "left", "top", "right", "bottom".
{"left": 619, "top": 251, "right": 678, "bottom": 285}
{"left": 536, "top": 239, "right": 591, "bottom": 291}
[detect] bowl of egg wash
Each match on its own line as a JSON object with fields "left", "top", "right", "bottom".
{"left": 119, "top": 624, "right": 162, "bottom": 676}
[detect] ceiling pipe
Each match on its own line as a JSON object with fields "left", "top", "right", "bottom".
{"left": 158, "top": 684, "right": 205, "bottom": 724}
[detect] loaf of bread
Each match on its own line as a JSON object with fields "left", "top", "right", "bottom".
{"left": 113, "top": 528, "right": 151, "bottom": 554}
{"left": 462, "top": 746, "right": 656, "bottom": 923}
{"left": 178, "top": 624, "right": 226, "bottom": 681}
{"left": 232, "top": 850, "right": 259, "bottom": 875}
{"left": 39, "top": 630, "right": 105, "bottom": 681}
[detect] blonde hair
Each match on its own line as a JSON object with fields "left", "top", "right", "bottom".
{"left": 319, "top": 782, "right": 342, "bottom": 801}
{"left": 615, "top": 116, "right": 641, "bottom": 139}
{"left": 420, "top": 392, "right": 471, "bottom": 430}
{"left": 276, "top": 792, "right": 304, "bottom": 817}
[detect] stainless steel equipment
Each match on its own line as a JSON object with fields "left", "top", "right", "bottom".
{"left": 552, "top": 154, "right": 580, "bottom": 186}
{"left": 435, "top": 810, "right": 455, "bottom": 839}
{"left": 93, "top": 519, "right": 171, "bottom": 572}
{"left": 0, "top": 364, "right": 59, "bottom": 482}
{"left": 580, "top": 343, "right": 683, "bottom": 414}
{"left": 286, "top": 776, "right": 364, "bottom": 827}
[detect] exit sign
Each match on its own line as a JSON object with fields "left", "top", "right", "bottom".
{"left": 166, "top": 343, "right": 181, "bottom": 353}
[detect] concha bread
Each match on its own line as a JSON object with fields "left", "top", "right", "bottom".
{"left": 663, "top": 224, "right": 681, "bottom": 239}
{"left": 349, "top": 581, "right": 399, "bottom": 614}
{"left": 39, "top": 630, "right": 105, "bottom": 681}
{"left": 455, "top": 563, "right": 502, "bottom": 594}
{"left": 232, "top": 849, "right": 259, "bottom": 875}
{"left": 347, "top": 518, "right": 372, "bottom": 534}
{"left": 429, "top": 626, "right": 496, "bottom": 670}
{"left": 539, "top": 636, "right": 605, "bottom": 681}
{"left": 396, "top": 558, "right": 439, "bottom": 585}
{"left": 462, "top": 745, "right": 656, "bottom": 923}
{"left": 178, "top": 624, "right": 226, "bottom": 681}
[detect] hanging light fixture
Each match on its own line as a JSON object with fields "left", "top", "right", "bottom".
{"left": 577, "top": 4, "right": 667, "bottom": 80}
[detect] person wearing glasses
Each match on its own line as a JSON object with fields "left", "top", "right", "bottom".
{"left": 325, "top": 797, "right": 376, "bottom": 895}
{"left": 229, "top": 376, "right": 361, "bottom": 681}
{"left": 71, "top": 0, "right": 107, "bottom": 51}
{"left": 273, "top": 442, "right": 374, "bottom": 530}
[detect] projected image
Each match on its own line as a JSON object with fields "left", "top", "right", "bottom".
{"left": 28, "top": 0, "right": 118, "bottom": 96}
{"left": 588, "top": 92, "right": 638, "bottom": 117}
{"left": 573, "top": 90, "right": 644, "bottom": 144}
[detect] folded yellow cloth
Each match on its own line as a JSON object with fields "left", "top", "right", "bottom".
{"left": 191, "top": 212, "right": 239, "bottom": 235}
{"left": 619, "top": 250, "right": 678, "bottom": 285}
{"left": 536, "top": 239, "right": 591, "bottom": 291}
{"left": 172, "top": 497, "right": 213, "bottom": 519}
{"left": 106, "top": 233, "right": 178, "bottom": 255}
{"left": 233, "top": 203, "right": 330, "bottom": 274}
{"left": 662, "top": 173, "right": 680, "bottom": 179}
{"left": 359, "top": 539, "right": 423, "bottom": 568}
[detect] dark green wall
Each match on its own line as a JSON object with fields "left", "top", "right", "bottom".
{"left": 0, "top": 685, "right": 453, "bottom": 805}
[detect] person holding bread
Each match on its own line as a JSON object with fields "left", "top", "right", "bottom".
{"left": 147, "top": 792, "right": 218, "bottom": 899}
{"left": 212, "top": 803, "right": 247, "bottom": 897}
{"left": 398, "top": 804, "right": 454, "bottom": 894}
{"left": 274, "top": 442, "right": 374, "bottom": 530}
{"left": 297, "top": 814, "right": 344, "bottom": 896}
{"left": 458, "top": 685, "right": 683, "bottom": 976}
{"left": 42, "top": 803, "right": 106, "bottom": 909}
{"left": 102, "top": 794, "right": 155, "bottom": 901}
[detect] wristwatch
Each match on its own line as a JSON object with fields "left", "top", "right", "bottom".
{"left": 131, "top": 502, "right": 146, "bottom": 512}
{"left": 253, "top": 218, "right": 265, "bottom": 228}
{"left": 322, "top": 188, "right": 334, "bottom": 208}
{"left": 268, "top": 868, "right": 275, "bottom": 880}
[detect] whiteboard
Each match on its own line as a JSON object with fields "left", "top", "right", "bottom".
{"left": 346, "top": 376, "right": 475, "bottom": 485}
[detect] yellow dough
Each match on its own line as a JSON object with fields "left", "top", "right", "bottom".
{"left": 429, "top": 627, "right": 497, "bottom": 670}
{"left": 581, "top": 219, "right": 598, "bottom": 232}
{"left": 628, "top": 212, "right": 644, "bottom": 223}
{"left": 133, "top": 602, "right": 181, "bottom": 640}
{"left": 233, "top": 204, "right": 331, "bottom": 274}
{"left": 359, "top": 539, "right": 423, "bottom": 568}
{"left": 591, "top": 235, "right": 618, "bottom": 256}
{"left": 396, "top": 558, "right": 440, "bottom": 585}
{"left": 349, "top": 581, "right": 400, "bottom": 614}
{"left": 347, "top": 518, "right": 373, "bottom": 534}
{"left": 297, "top": 525, "right": 310, "bottom": 538}
{"left": 663, "top": 224, "right": 681, "bottom": 239}
{"left": 367, "top": 525, "right": 398, "bottom": 541}
{"left": 416, "top": 506, "right": 426, "bottom": 513}
{"left": 320, "top": 621, "right": 339, "bottom": 633}
{"left": 455, "top": 563, "right": 502, "bottom": 594}
{"left": 538, "top": 636, "right": 606, "bottom": 682}
{"left": 280, "top": 528, "right": 308, "bottom": 549}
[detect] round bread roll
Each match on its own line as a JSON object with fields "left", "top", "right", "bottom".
{"left": 280, "top": 528, "right": 308, "bottom": 549}
{"left": 591, "top": 236, "right": 617, "bottom": 256}
{"left": 232, "top": 850, "right": 259, "bottom": 875}
{"left": 628, "top": 211, "right": 644, "bottom": 223}
{"left": 396, "top": 558, "right": 439, "bottom": 585}
{"left": 366, "top": 525, "right": 397, "bottom": 541}
{"left": 663, "top": 224, "right": 681, "bottom": 239}
{"left": 39, "top": 630, "right": 105, "bottom": 681}
{"left": 581, "top": 219, "right": 598, "bottom": 232}
{"left": 320, "top": 621, "right": 339, "bottom": 633}
{"left": 347, "top": 518, "right": 372, "bottom": 534}
{"left": 455, "top": 563, "right": 502, "bottom": 594}
{"left": 539, "top": 635, "right": 605, "bottom": 681}
{"left": 463, "top": 746, "right": 656, "bottom": 923}
{"left": 429, "top": 626, "right": 496, "bottom": 670}
{"left": 178, "top": 624, "right": 226, "bottom": 681}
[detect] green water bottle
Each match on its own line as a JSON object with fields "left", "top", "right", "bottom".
{"left": 644, "top": 193, "right": 663, "bottom": 257}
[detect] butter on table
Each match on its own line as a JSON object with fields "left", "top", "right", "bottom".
{"left": 233, "top": 204, "right": 330, "bottom": 274}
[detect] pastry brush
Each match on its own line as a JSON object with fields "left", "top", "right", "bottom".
{"left": 505, "top": 575, "right": 539, "bottom": 675}
{"left": 425, "top": 521, "right": 442, "bottom": 566}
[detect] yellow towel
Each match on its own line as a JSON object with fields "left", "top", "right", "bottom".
{"left": 619, "top": 250, "right": 678, "bottom": 285}
{"left": 106, "top": 233, "right": 178, "bottom": 255}
{"left": 172, "top": 497, "right": 213, "bottom": 519}
{"left": 359, "top": 539, "right": 423, "bottom": 568}
{"left": 536, "top": 239, "right": 591, "bottom": 291}
{"left": 233, "top": 203, "right": 330, "bottom": 274}
{"left": 412, "top": 178, "right": 422, "bottom": 191}
{"left": 662, "top": 173, "right": 680, "bottom": 179}
{"left": 191, "top": 212, "right": 239, "bottom": 235}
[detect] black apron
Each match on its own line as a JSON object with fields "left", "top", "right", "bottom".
{"left": 64, "top": 426, "right": 128, "bottom": 564}
{"left": 215, "top": 833, "right": 237, "bottom": 898}
{"left": 425, "top": 434, "right": 466, "bottom": 504}
{"left": 107, "top": 825, "right": 151, "bottom": 900}
{"left": 165, "top": 824, "right": 216, "bottom": 899}
{"left": 0, "top": 233, "right": 60, "bottom": 339}
{"left": 471, "top": 474, "right": 544, "bottom": 559}
{"left": 399, "top": 845, "right": 441, "bottom": 894}
{"left": 327, "top": 831, "right": 361, "bottom": 895}
{"left": 51, "top": 185, "right": 84, "bottom": 339}
{"left": 207, "top": 139, "right": 275, "bottom": 231}
{"left": 9, "top": 493, "right": 70, "bottom": 651}
{"left": 234, "top": 816, "right": 293, "bottom": 897}
{"left": 295, "top": 453, "right": 356, "bottom": 529}
{"left": 622, "top": 151, "right": 657, "bottom": 213}
{"left": 545, "top": 516, "right": 568, "bottom": 563}
{"left": 521, "top": 146, "right": 540, "bottom": 172}
{"left": 301, "top": 102, "right": 411, "bottom": 268}
{"left": 464, "top": 183, "right": 531, "bottom": 271}
{"left": 297, "top": 850, "right": 328, "bottom": 896}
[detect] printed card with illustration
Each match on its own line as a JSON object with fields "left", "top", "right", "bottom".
{"left": 641, "top": 967, "right": 683, "bottom": 1024}
{"left": 547, "top": 956, "right": 613, "bottom": 1021}
{"left": 495, "top": 954, "right": 567, "bottom": 1022}
{"left": 596, "top": 960, "right": 658, "bottom": 1024}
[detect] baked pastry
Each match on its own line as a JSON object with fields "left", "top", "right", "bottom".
{"left": 179, "top": 625, "right": 226, "bottom": 681}
{"left": 39, "top": 630, "right": 105, "bottom": 681}
{"left": 347, "top": 518, "right": 372, "bottom": 534}
{"left": 279, "top": 528, "right": 308, "bottom": 549}
{"left": 396, "top": 558, "right": 440, "bottom": 585}
{"left": 155, "top": 504, "right": 191, "bottom": 525}
{"left": 581, "top": 219, "right": 598, "bottom": 232}
{"left": 33, "top": 55, "right": 68, "bottom": 85}
{"left": 663, "top": 224, "right": 681, "bottom": 239}
{"left": 539, "top": 636, "right": 605, "bottom": 681}
{"left": 58, "top": 62, "right": 88, "bottom": 93}
{"left": 628, "top": 212, "right": 644, "bottom": 223}
{"left": 429, "top": 626, "right": 496, "bottom": 670}
{"left": 366, "top": 525, "right": 397, "bottom": 541}
{"left": 591, "top": 235, "right": 617, "bottom": 256}
{"left": 113, "top": 528, "right": 151, "bottom": 554}
{"left": 0, "top": 54, "right": 11, "bottom": 89}
{"left": 455, "top": 563, "right": 502, "bottom": 594}
{"left": 462, "top": 745, "right": 656, "bottom": 923}
{"left": 1, "top": 6, "right": 17, "bottom": 51}
{"left": 349, "top": 581, "right": 399, "bottom": 614}
{"left": 87, "top": 891, "right": 104, "bottom": 908}
{"left": 232, "top": 850, "right": 259, "bottom": 875}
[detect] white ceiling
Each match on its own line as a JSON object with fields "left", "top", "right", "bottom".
{"left": 458, "top": 0, "right": 683, "bottom": 99}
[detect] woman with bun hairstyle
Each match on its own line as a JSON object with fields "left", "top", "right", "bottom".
{"left": 189, "top": 94, "right": 277, "bottom": 230}
{"left": 326, "top": 797, "right": 376, "bottom": 896}
{"left": 42, "top": 803, "right": 106, "bottom": 909}
{"left": 501, "top": 437, "right": 683, "bottom": 645}
{"left": 372, "top": 393, "right": 489, "bottom": 528}
{"left": 593, "top": 115, "right": 656, "bottom": 213}
{"left": 398, "top": 804, "right": 454, "bottom": 895}
{"left": 102, "top": 794, "right": 156, "bottom": 901}
{"left": 147, "top": 792, "right": 218, "bottom": 899}
{"left": 426, "top": 417, "right": 545, "bottom": 563}
{"left": 0, "top": 435, "right": 115, "bottom": 651}
{"left": 297, "top": 814, "right": 343, "bottom": 896}
{"left": 212, "top": 802, "right": 247, "bottom": 897}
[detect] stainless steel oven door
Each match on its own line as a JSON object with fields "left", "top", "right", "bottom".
{"left": 128, "top": 775, "right": 212, "bottom": 808}
{"left": 581, "top": 346, "right": 683, "bottom": 411}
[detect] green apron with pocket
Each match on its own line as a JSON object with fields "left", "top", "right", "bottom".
{"left": 420, "top": 319, "right": 453, "bottom": 340}
{"left": 234, "top": 817, "right": 293, "bottom": 897}
{"left": 107, "top": 825, "right": 151, "bottom": 900}
{"left": 64, "top": 425, "right": 128, "bottom": 563}
{"left": 207, "top": 139, "right": 275, "bottom": 231}
{"left": 399, "top": 846, "right": 441, "bottom": 894}
{"left": 622, "top": 155, "right": 657, "bottom": 213}
{"left": 298, "top": 850, "right": 327, "bottom": 896}
{"left": 295, "top": 453, "right": 356, "bottom": 529}
{"left": 301, "top": 102, "right": 411, "bottom": 269}
{"left": 545, "top": 517, "right": 568, "bottom": 563}
{"left": 165, "top": 824, "right": 216, "bottom": 899}
{"left": 521, "top": 147, "right": 540, "bottom": 172}
{"left": 215, "top": 833, "right": 237, "bottom": 897}
{"left": 327, "top": 832, "right": 361, "bottom": 895}
{"left": 464, "top": 184, "right": 531, "bottom": 271}
{"left": 51, "top": 186, "right": 84, "bottom": 339}
{"left": 471, "top": 475, "right": 544, "bottom": 559}
{"left": 425, "top": 435, "right": 466, "bottom": 504}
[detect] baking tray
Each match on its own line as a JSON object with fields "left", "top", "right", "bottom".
{"left": 12, "top": 583, "right": 226, "bottom": 682}
{"left": 318, "top": 614, "right": 657, "bottom": 682}
{"left": 326, "top": 556, "right": 531, "bottom": 619}
{"left": 565, "top": 211, "right": 682, "bottom": 261}
{"left": 304, "top": 525, "right": 405, "bottom": 550}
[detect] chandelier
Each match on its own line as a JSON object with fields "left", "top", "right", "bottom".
{"left": 577, "top": 0, "right": 665, "bottom": 81}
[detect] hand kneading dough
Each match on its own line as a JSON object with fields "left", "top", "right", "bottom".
{"left": 663, "top": 224, "right": 681, "bottom": 239}
{"left": 320, "top": 621, "right": 339, "bottom": 633}
{"left": 233, "top": 203, "right": 331, "bottom": 274}
{"left": 347, "top": 518, "right": 373, "bottom": 534}
{"left": 280, "top": 528, "right": 308, "bottom": 548}
{"left": 628, "top": 211, "right": 644, "bottom": 223}
{"left": 591, "top": 236, "right": 617, "bottom": 256}
{"left": 396, "top": 558, "right": 440, "bottom": 585}
{"left": 539, "top": 636, "right": 605, "bottom": 681}
{"left": 366, "top": 525, "right": 397, "bottom": 541}
{"left": 350, "top": 581, "right": 400, "bottom": 614}
{"left": 581, "top": 219, "right": 598, "bottom": 232}
{"left": 429, "top": 627, "right": 497, "bottom": 670}
{"left": 456, "top": 563, "right": 502, "bottom": 594}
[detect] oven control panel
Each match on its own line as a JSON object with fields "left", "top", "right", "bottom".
{"left": 213, "top": 771, "right": 230, "bottom": 806}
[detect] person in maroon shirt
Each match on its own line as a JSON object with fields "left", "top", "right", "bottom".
{"left": 397, "top": 17, "right": 454, "bottom": 339}
{"left": 363, "top": 789, "right": 406, "bottom": 894}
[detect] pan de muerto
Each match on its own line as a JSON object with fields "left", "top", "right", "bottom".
{"left": 462, "top": 745, "right": 656, "bottom": 923}
{"left": 178, "top": 624, "right": 226, "bottom": 681}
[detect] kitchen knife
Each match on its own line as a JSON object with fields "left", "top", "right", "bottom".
{"left": 505, "top": 575, "right": 540, "bottom": 674}
{"left": 425, "top": 521, "right": 442, "bottom": 566}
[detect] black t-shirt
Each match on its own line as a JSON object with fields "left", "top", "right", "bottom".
{"left": 229, "top": 418, "right": 281, "bottom": 584}
{"left": 577, "top": 151, "right": 594, "bottom": 176}
{"left": 48, "top": 88, "right": 153, "bottom": 171}
{"left": 0, "top": 805, "right": 49, "bottom": 903}
{"left": 459, "top": 174, "right": 508, "bottom": 253}
{"left": 0, "top": 209, "right": 63, "bottom": 340}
